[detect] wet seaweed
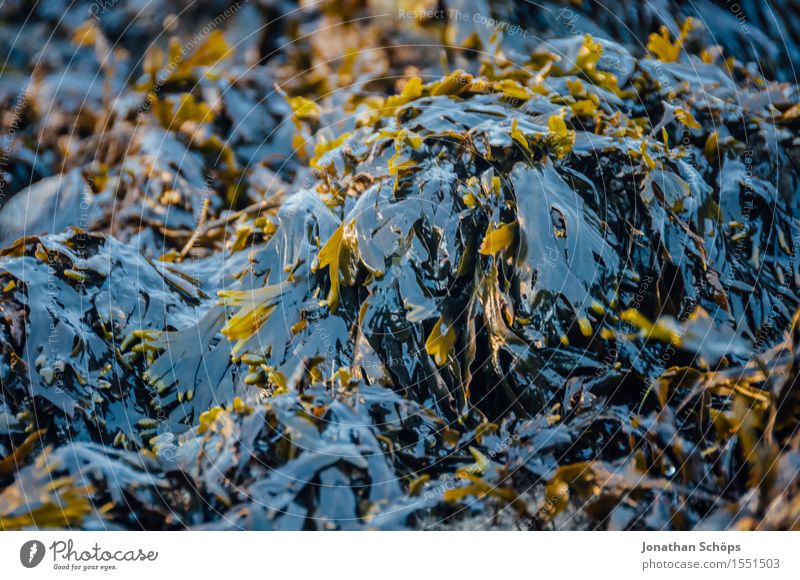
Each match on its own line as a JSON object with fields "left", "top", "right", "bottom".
{"left": 1, "top": 0, "right": 800, "bottom": 530}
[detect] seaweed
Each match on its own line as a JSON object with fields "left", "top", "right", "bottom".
{"left": 1, "top": 0, "right": 800, "bottom": 531}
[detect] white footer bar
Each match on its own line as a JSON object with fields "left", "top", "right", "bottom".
{"left": 0, "top": 532, "right": 796, "bottom": 578}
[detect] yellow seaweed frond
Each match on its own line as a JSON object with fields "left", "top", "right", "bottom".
{"left": 548, "top": 115, "right": 575, "bottom": 159}
{"left": 479, "top": 221, "right": 518, "bottom": 255}
{"left": 647, "top": 18, "right": 693, "bottom": 63}
{"left": 426, "top": 317, "right": 456, "bottom": 367}
{"left": 218, "top": 285, "right": 284, "bottom": 344}
{"left": 316, "top": 222, "right": 359, "bottom": 312}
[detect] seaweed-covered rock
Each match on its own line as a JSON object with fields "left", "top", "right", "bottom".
{"left": 2, "top": 0, "right": 800, "bottom": 531}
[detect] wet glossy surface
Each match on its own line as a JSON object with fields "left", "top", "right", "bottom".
{"left": 1, "top": 0, "right": 800, "bottom": 530}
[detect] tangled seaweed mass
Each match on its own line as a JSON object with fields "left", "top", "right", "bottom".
{"left": 1, "top": 0, "right": 800, "bottom": 531}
